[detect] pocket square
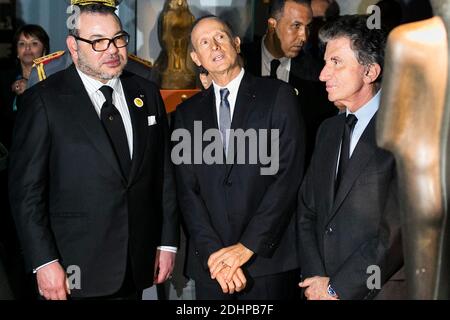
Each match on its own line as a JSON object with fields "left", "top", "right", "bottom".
{"left": 148, "top": 115, "right": 157, "bottom": 126}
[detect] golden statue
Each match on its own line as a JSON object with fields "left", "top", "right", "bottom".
{"left": 159, "top": 0, "right": 196, "bottom": 89}
{"left": 377, "top": 0, "right": 450, "bottom": 299}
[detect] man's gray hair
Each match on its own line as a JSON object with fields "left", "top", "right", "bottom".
{"left": 319, "top": 14, "right": 387, "bottom": 83}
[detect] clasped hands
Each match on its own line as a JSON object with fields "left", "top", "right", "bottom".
{"left": 207, "top": 243, "right": 253, "bottom": 294}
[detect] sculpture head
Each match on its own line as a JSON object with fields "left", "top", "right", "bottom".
{"left": 169, "top": 0, "right": 188, "bottom": 9}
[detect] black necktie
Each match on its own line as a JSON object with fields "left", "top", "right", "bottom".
{"left": 270, "top": 59, "right": 280, "bottom": 79}
{"left": 99, "top": 85, "right": 131, "bottom": 178}
{"left": 335, "top": 114, "right": 358, "bottom": 191}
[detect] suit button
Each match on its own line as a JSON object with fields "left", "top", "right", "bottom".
{"left": 325, "top": 227, "right": 333, "bottom": 235}
{"left": 195, "top": 250, "right": 199, "bottom": 256}
{"left": 226, "top": 179, "right": 232, "bottom": 186}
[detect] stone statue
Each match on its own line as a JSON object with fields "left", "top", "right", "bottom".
{"left": 377, "top": 0, "right": 450, "bottom": 299}
{"left": 159, "top": 0, "right": 196, "bottom": 89}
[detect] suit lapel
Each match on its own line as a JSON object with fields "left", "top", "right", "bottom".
{"left": 201, "top": 87, "right": 218, "bottom": 132}
{"left": 321, "top": 114, "right": 345, "bottom": 215}
{"left": 328, "top": 115, "right": 378, "bottom": 223}
{"left": 61, "top": 65, "right": 125, "bottom": 182}
{"left": 120, "top": 74, "right": 148, "bottom": 185}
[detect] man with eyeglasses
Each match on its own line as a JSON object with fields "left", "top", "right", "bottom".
{"left": 8, "top": 3, "right": 178, "bottom": 300}
{"left": 26, "top": 1, "right": 156, "bottom": 88}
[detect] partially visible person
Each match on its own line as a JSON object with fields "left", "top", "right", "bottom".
{"left": 0, "top": 24, "right": 49, "bottom": 147}
{"left": 198, "top": 66, "right": 212, "bottom": 90}
{"left": 311, "top": 0, "right": 339, "bottom": 19}
{"left": 241, "top": 0, "right": 337, "bottom": 169}
{"left": 11, "top": 25, "right": 49, "bottom": 98}
{"left": 298, "top": 15, "right": 405, "bottom": 300}
{"left": 308, "top": 0, "right": 340, "bottom": 58}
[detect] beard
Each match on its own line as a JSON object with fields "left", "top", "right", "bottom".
{"left": 77, "top": 50, "right": 125, "bottom": 81}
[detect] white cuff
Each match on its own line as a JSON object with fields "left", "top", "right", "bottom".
{"left": 157, "top": 246, "right": 177, "bottom": 253}
{"left": 33, "top": 259, "right": 59, "bottom": 273}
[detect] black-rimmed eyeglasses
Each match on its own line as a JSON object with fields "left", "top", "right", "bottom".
{"left": 73, "top": 32, "right": 130, "bottom": 52}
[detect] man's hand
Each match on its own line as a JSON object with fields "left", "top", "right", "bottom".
{"left": 36, "top": 262, "right": 69, "bottom": 300}
{"left": 215, "top": 266, "right": 247, "bottom": 294}
{"left": 153, "top": 249, "right": 176, "bottom": 284}
{"left": 208, "top": 243, "right": 254, "bottom": 282}
{"left": 299, "top": 276, "right": 339, "bottom": 300}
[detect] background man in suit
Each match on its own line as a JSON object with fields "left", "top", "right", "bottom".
{"left": 298, "top": 15, "right": 404, "bottom": 300}
{"left": 173, "top": 16, "right": 305, "bottom": 299}
{"left": 8, "top": 3, "right": 178, "bottom": 300}
{"left": 241, "top": 0, "right": 337, "bottom": 167}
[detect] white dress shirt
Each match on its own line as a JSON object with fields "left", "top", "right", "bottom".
{"left": 77, "top": 69, "right": 134, "bottom": 158}
{"left": 261, "top": 35, "right": 291, "bottom": 83}
{"left": 213, "top": 68, "right": 245, "bottom": 147}
{"left": 347, "top": 90, "right": 381, "bottom": 156}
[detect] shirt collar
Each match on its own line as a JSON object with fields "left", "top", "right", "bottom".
{"left": 76, "top": 67, "right": 121, "bottom": 96}
{"left": 347, "top": 89, "right": 381, "bottom": 122}
{"left": 212, "top": 68, "right": 245, "bottom": 96}
{"left": 261, "top": 35, "right": 290, "bottom": 66}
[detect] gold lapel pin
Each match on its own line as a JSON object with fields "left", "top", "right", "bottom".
{"left": 134, "top": 97, "right": 144, "bottom": 108}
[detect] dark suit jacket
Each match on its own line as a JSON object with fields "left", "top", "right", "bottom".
{"left": 173, "top": 72, "right": 305, "bottom": 282}
{"left": 298, "top": 112, "right": 405, "bottom": 299}
{"left": 0, "top": 143, "right": 13, "bottom": 299}
{"left": 241, "top": 40, "right": 338, "bottom": 168}
{"left": 8, "top": 64, "right": 178, "bottom": 298}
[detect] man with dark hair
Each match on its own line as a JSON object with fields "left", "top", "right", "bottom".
{"left": 241, "top": 0, "right": 337, "bottom": 168}
{"left": 9, "top": 2, "right": 178, "bottom": 300}
{"left": 174, "top": 15, "right": 305, "bottom": 299}
{"left": 27, "top": 0, "right": 157, "bottom": 88}
{"left": 298, "top": 15, "right": 405, "bottom": 300}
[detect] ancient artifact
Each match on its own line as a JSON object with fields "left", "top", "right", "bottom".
{"left": 159, "top": 0, "right": 196, "bottom": 89}
{"left": 377, "top": 0, "right": 450, "bottom": 299}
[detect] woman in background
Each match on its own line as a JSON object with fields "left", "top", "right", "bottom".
{"left": 0, "top": 24, "right": 49, "bottom": 147}
{"left": 10, "top": 24, "right": 50, "bottom": 106}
